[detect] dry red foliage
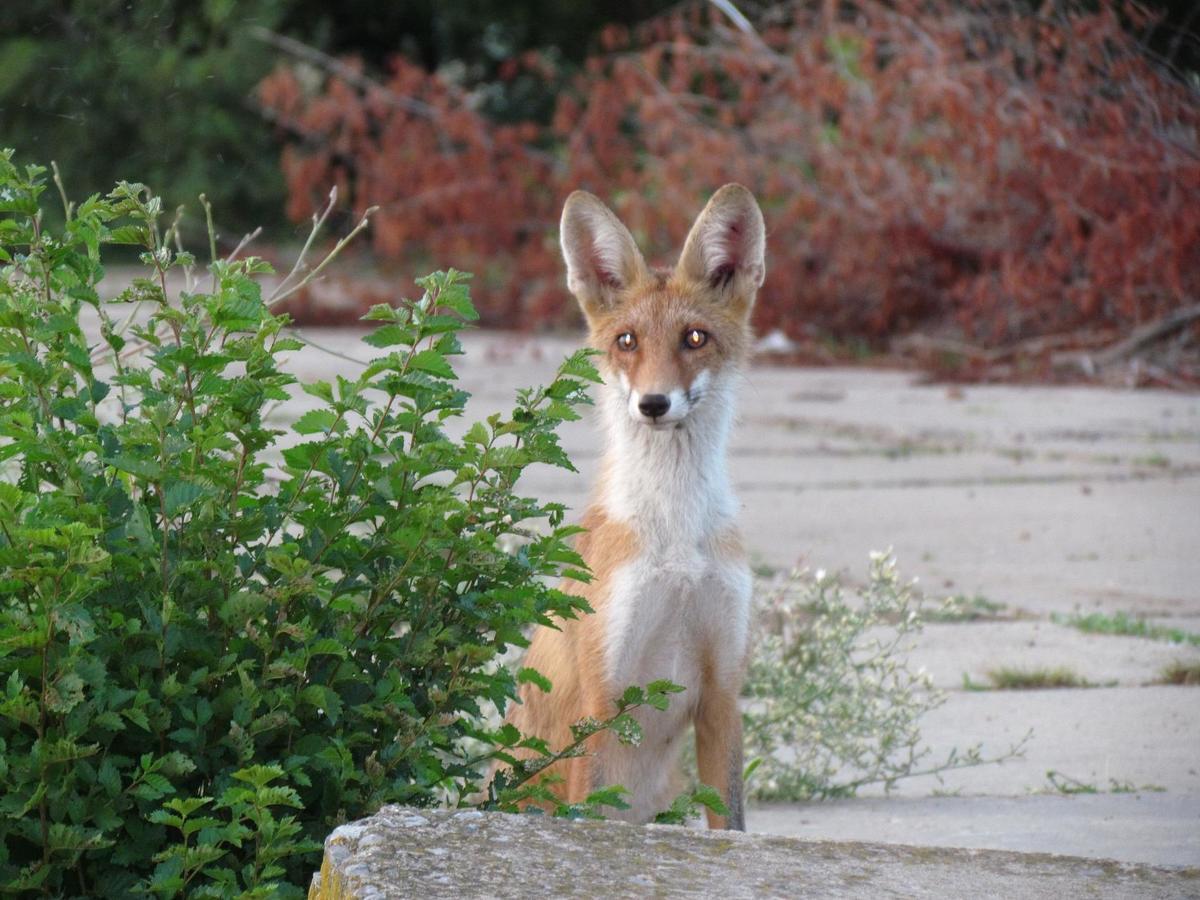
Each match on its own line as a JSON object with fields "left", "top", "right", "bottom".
{"left": 258, "top": 0, "right": 1200, "bottom": 355}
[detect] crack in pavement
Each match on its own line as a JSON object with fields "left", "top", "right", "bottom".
{"left": 738, "top": 466, "right": 1200, "bottom": 492}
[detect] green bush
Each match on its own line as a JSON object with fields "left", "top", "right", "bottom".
{"left": 0, "top": 152, "right": 601, "bottom": 895}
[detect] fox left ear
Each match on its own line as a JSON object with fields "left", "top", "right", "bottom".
{"left": 676, "top": 184, "right": 766, "bottom": 308}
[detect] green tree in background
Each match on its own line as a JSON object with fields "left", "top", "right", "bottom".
{"left": 0, "top": 0, "right": 674, "bottom": 237}
{"left": 1, "top": 1, "right": 290, "bottom": 235}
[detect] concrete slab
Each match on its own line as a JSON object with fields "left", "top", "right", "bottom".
{"left": 307, "top": 805, "right": 1200, "bottom": 898}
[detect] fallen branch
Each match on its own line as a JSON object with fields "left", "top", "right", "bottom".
{"left": 889, "top": 334, "right": 1002, "bottom": 363}
{"left": 1090, "top": 303, "right": 1200, "bottom": 368}
{"left": 892, "top": 322, "right": 1183, "bottom": 372}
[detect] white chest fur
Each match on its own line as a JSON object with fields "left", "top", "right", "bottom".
{"left": 592, "top": 374, "right": 752, "bottom": 820}
{"left": 603, "top": 547, "right": 752, "bottom": 717}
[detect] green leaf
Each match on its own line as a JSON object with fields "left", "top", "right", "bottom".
{"left": 609, "top": 714, "right": 643, "bottom": 746}
{"left": 463, "top": 422, "right": 489, "bottom": 447}
{"left": 361, "top": 303, "right": 406, "bottom": 322}
{"left": 407, "top": 349, "right": 455, "bottom": 379}
{"left": 299, "top": 685, "right": 343, "bottom": 726}
{"left": 558, "top": 349, "right": 602, "bottom": 383}
{"left": 104, "top": 453, "right": 162, "bottom": 479}
{"left": 307, "top": 638, "right": 348, "bottom": 659}
{"left": 646, "top": 679, "right": 686, "bottom": 696}
{"left": 107, "top": 224, "right": 148, "bottom": 245}
{"left": 362, "top": 324, "right": 409, "bottom": 348}
{"left": 302, "top": 380, "right": 335, "bottom": 404}
{"left": 292, "top": 409, "right": 338, "bottom": 435}
{"left": 231, "top": 764, "right": 287, "bottom": 790}
{"left": 689, "top": 784, "right": 730, "bottom": 817}
{"left": 164, "top": 481, "right": 209, "bottom": 516}
{"left": 97, "top": 758, "right": 121, "bottom": 797}
{"left": 50, "top": 396, "right": 89, "bottom": 422}
{"left": 123, "top": 707, "right": 151, "bottom": 731}
{"left": 583, "top": 785, "right": 629, "bottom": 810}
{"left": 281, "top": 440, "right": 326, "bottom": 470}
{"left": 619, "top": 686, "right": 645, "bottom": 707}
{"left": 517, "top": 667, "right": 552, "bottom": 694}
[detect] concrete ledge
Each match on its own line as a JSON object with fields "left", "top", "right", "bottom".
{"left": 308, "top": 806, "right": 1198, "bottom": 899}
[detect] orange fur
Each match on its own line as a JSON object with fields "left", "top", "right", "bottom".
{"left": 504, "top": 511, "right": 638, "bottom": 804}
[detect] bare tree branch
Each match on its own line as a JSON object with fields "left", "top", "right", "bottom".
{"left": 248, "top": 26, "right": 437, "bottom": 119}
{"left": 1091, "top": 303, "right": 1200, "bottom": 368}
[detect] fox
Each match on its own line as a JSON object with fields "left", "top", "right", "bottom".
{"left": 502, "top": 184, "right": 765, "bottom": 829}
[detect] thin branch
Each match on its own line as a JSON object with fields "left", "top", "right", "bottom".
{"left": 266, "top": 186, "right": 339, "bottom": 305}
{"left": 1090, "top": 302, "right": 1200, "bottom": 368}
{"left": 284, "top": 328, "right": 370, "bottom": 367}
{"left": 50, "top": 161, "right": 73, "bottom": 222}
{"left": 200, "top": 193, "right": 218, "bottom": 294}
{"left": 170, "top": 205, "right": 197, "bottom": 294}
{"left": 224, "top": 226, "right": 263, "bottom": 263}
{"left": 708, "top": 0, "right": 757, "bottom": 37}
{"left": 91, "top": 190, "right": 373, "bottom": 370}
{"left": 267, "top": 203, "right": 377, "bottom": 309}
{"left": 248, "top": 26, "right": 437, "bottom": 119}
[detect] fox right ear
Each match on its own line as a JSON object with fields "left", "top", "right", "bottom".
{"left": 560, "top": 191, "right": 648, "bottom": 317}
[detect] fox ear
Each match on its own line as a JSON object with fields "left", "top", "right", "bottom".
{"left": 676, "top": 184, "right": 765, "bottom": 307}
{"left": 560, "top": 191, "right": 648, "bottom": 316}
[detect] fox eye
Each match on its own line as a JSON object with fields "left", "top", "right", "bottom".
{"left": 683, "top": 328, "right": 709, "bottom": 349}
{"left": 616, "top": 332, "right": 637, "bottom": 352}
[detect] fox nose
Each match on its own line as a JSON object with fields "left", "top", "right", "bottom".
{"left": 638, "top": 394, "right": 671, "bottom": 419}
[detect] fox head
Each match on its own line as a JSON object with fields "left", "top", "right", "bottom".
{"left": 559, "top": 184, "right": 766, "bottom": 430}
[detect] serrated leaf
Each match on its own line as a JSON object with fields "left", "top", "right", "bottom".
{"left": 646, "top": 679, "right": 686, "bottom": 695}
{"left": 50, "top": 397, "right": 88, "bottom": 422}
{"left": 690, "top": 784, "right": 730, "bottom": 816}
{"left": 558, "top": 350, "right": 602, "bottom": 383}
{"left": 299, "top": 685, "right": 342, "bottom": 726}
{"left": 281, "top": 440, "right": 325, "bottom": 470}
{"left": 407, "top": 349, "right": 455, "bottom": 378}
{"left": 646, "top": 692, "right": 671, "bottom": 711}
{"left": 104, "top": 453, "right": 161, "bottom": 479}
{"left": 463, "top": 421, "right": 489, "bottom": 446}
{"left": 307, "top": 638, "right": 348, "bottom": 659}
{"left": 106, "top": 224, "right": 148, "bottom": 245}
{"left": 517, "top": 667, "right": 552, "bottom": 694}
{"left": 97, "top": 758, "right": 121, "bottom": 796}
{"left": 148, "top": 809, "right": 184, "bottom": 828}
{"left": 361, "top": 303, "right": 405, "bottom": 322}
{"left": 610, "top": 714, "right": 643, "bottom": 746}
{"left": 123, "top": 707, "right": 151, "bottom": 731}
{"left": 292, "top": 409, "right": 337, "bottom": 435}
{"left": 362, "top": 324, "right": 410, "bottom": 348}
{"left": 301, "top": 381, "right": 334, "bottom": 403}
{"left": 163, "top": 481, "right": 208, "bottom": 517}
{"left": 583, "top": 785, "right": 630, "bottom": 809}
